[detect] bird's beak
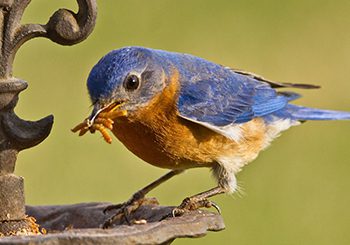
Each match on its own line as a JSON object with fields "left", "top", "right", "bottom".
{"left": 87, "top": 99, "right": 127, "bottom": 126}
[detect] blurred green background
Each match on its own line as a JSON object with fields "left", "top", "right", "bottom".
{"left": 13, "top": 0, "right": 350, "bottom": 244}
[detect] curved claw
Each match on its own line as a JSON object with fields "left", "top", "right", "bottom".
{"left": 2, "top": 112, "right": 54, "bottom": 150}
{"left": 210, "top": 201, "right": 221, "bottom": 214}
{"left": 171, "top": 209, "right": 178, "bottom": 218}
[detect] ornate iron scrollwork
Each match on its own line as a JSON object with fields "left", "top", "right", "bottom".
{"left": 0, "top": 0, "right": 97, "bottom": 235}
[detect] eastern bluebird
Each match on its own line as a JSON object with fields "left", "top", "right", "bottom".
{"left": 72, "top": 46, "right": 350, "bottom": 227}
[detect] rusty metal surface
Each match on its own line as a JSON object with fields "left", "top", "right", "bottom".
{"left": 0, "top": 175, "right": 24, "bottom": 221}
{"left": 0, "top": 0, "right": 97, "bottom": 233}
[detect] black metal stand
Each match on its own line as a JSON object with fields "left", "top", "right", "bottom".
{"left": 0, "top": 0, "right": 97, "bottom": 235}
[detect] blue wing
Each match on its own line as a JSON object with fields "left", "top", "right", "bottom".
{"left": 150, "top": 48, "right": 349, "bottom": 138}
{"left": 177, "top": 71, "right": 294, "bottom": 127}
{"left": 152, "top": 48, "right": 301, "bottom": 127}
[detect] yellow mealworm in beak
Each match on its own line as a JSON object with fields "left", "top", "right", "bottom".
{"left": 91, "top": 124, "right": 113, "bottom": 143}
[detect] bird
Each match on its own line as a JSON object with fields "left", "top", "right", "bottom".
{"left": 72, "top": 46, "right": 350, "bottom": 227}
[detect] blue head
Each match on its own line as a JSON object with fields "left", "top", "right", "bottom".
{"left": 87, "top": 47, "right": 169, "bottom": 117}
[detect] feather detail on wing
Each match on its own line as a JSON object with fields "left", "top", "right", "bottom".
{"left": 179, "top": 114, "right": 243, "bottom": 141}
{"left": 177, "top": 71, "right": 300, "bottom": 140}
{"left": 232, "top": 69, "right": 320, "bottom": 89}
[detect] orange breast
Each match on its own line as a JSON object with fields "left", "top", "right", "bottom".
{"left": 112, "top": 72, "right": 267, "bottom": 170}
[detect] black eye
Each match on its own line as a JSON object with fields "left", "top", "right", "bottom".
{"left": 124, "top": 74, "right": 140, "bottom": 91}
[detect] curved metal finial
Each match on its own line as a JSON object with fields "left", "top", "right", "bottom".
{"left": 45, "top": 0, "right": 97, "bottom": 45}
{"left": 0, "top": 78, "right": 53, "bottom": 154}
{"left": 2, "top": 108, "right": 54, "bottom": 151}
{"left": 1, "top": 0, "right": 97, "bottom": 78}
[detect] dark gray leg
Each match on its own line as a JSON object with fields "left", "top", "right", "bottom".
{"left": 103, "top": 169, "right": 184, "bottom": 228}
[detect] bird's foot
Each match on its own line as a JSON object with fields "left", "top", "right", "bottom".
{"left": 102, "top": 194, "right": 157, "bottom": 228}
{"left": 170, "top": 197, "right": 221, "bottom": 217}
{"left": 102, "top": 200, "right": 141, "bottom": 229}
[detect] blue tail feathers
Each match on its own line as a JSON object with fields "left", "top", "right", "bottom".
{"left": 283, "top": 104, "right": 350, "bottom": 121}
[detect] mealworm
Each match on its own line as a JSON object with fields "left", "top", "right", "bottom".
{"left": 92, "top": 124, "right": 113, "bottom": 144}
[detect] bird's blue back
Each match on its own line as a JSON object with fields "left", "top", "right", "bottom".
{"left": 88, "top": 47, "right": 350, "bottom": 128}
{"left": 147, "top": 48, "right": 301, "bottom": 125}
